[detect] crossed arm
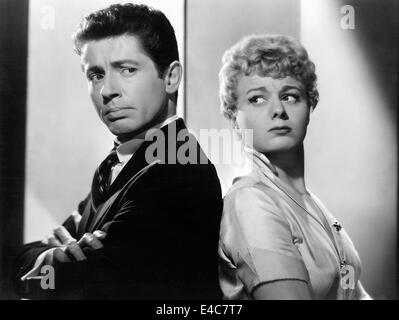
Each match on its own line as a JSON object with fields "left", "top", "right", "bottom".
{"left": 20, "top": 211, "right": 107, "bottom": 281}
{"left": 14, "top": 165, "right": 222, "bottom": 299}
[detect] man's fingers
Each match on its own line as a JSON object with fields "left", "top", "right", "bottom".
{"left": 53, "top": 226, "right": 75, "bottom": 244}
{"left": 71, "top": 210, "right": 82, "bottom": 231}
{"left": 93, "top": 230, "right": 107, "bottom": 240}
{"left": 53, "top": 248, "right": 72, "bottom": 263}
{"left": 43, "top": 248, "right": 59, "bottom": 265}
{"left": 78, "top": 233, "right": 104, "bottom": 250}
{"left": 46, "top": 235, "right": 62, "bottom": 246}
{"left": 64, "top": 241, "right": 87, "bottom": 261}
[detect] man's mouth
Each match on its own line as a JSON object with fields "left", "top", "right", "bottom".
{"left": 106, "top": 110, "right": 124, "bottom": 120}
{"left": 103, "top": 107, "right": 134, "bottom": 120}
{"left": 104, "top": 107, "right": 123, "bottom": 116}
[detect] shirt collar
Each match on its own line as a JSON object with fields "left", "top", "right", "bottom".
{"left": 114, "top": 114, "right": 180, "bottom": 164}
{"left": 243, "top": 146, "right": 279, "bottom": 177}
{"left": 244, "top": 146, "right": 312, "bottom": 204}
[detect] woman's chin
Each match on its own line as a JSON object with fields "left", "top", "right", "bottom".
{"left": 256, "top": 143, "right": 302, "bottom": 154}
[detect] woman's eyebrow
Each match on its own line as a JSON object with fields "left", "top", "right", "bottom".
{"left": 246, "top": 86, "right": 267, "bottom": 94}
{"left": 281, "top": 84, "right": 305, "bottom": 91}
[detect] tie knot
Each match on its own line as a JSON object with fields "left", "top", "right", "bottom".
{"left": 100, "top": 149, "right": 119, "bottom": 172}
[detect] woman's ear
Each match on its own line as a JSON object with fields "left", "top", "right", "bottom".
{"left": 164, "top": 61, "right": 182, "bottom": 94}
{"left": 231, "top": 116, "right": 239, "bottom": 130}
{"left": 231, "top": 115, "right": 243, "bottom": 140}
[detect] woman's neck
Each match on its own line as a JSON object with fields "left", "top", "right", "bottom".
{"left": 264, "top": 144, "right": 308, "bottom": 195}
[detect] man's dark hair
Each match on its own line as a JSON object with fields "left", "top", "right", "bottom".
{"left": 73, "top": 3, "right": 179, "bottom": 77}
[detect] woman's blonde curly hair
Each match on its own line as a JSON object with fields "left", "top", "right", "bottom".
{"left": 219, "top": 34, "right": 319, "bottom": 120}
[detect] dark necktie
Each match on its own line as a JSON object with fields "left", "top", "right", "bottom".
{"left": 91, "top": 149, "right": 119, "bottom": 206}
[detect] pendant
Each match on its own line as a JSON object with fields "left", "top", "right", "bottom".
{"left": 333, "top": 221, "right": 342, "bottom": 232}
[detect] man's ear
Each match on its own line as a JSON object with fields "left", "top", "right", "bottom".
{"left": 164, "top": 61, "right": 182, "bottom": 94}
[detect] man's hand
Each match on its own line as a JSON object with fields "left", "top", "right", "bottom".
{"left": 41, "top": 210, "right": 82, "bottom": 246}
{"left": 42, "top": 226, "right": 107, "bottom": 264}
{"left": 22, "top": 228, "right": 107, "bottom": 281}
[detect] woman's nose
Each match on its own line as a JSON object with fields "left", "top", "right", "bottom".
{"left": 271, "top": 98, "right": 288, "bottom": 120}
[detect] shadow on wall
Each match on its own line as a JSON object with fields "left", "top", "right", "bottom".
{"left": 300, "top": 0, "right": 397, "bottom": 299}
{"left": 0, "top": 0, "right": 28, "bottom": 298}
{"left": 339, "top": 0, "right": 398, "bottom": 299}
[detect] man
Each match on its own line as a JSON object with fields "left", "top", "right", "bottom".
{"left": 12, "top": 3, "right": 222, "bottom": 299}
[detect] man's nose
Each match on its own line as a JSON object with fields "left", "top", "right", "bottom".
{"left": 271, "top": 97, "right": 288, "bottom": 120}
{"left": 100, "top": 74, "right": 121, "bottom": 105}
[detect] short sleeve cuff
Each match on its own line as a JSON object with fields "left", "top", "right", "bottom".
{"left": 237, "top": 247, "right": 310, "bottom": 296}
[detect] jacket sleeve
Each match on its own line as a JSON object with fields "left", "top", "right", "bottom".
{"left": 11, "top": 193, "right": 91, "bottom": 298}
{"left": 15, "top": 164, "right": 223, "bottom": 299}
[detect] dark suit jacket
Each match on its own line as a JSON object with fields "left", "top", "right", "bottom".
{"left": 12, "top": 119, "right": 223, "bottom": 299}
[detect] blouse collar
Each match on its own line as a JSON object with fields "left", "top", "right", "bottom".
{"left": 243, "top": 146, "right": 279, "bottom": 177}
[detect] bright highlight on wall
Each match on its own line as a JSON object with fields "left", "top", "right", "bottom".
{"left": 301, "top": 0, "right": 397, "bottom": 299}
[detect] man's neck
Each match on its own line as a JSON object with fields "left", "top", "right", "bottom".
{"left": 117, "top": 102, "right": 177, "bottom": 143}
{"left": 114, "top": 113, "right": 179, "bottom": 165}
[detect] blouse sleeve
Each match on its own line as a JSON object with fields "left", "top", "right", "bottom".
{"left": 221, "top": 184, "right": 310, "bottom": 295}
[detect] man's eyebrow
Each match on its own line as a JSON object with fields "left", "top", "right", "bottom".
{"left": 110, "top": 59, "right": 141, "bottom": 67}
{"left": 83, "top": 65, "right": 104, "bottom": 75}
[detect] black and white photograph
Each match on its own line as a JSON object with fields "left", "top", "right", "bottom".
{"left": 0, "top": 0, "right": 397, "bottom": 305}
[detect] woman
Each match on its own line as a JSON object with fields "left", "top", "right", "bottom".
{"left": 218, "top": 34, "right": 371, "bottom": 300}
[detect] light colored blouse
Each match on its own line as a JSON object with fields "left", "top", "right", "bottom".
{"left": 218, "top": 149, "right": 363, "bottom": 300}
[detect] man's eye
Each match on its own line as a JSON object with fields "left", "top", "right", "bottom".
{"left": 88, "top": 73, "right": 103, "bottom": 82}
{"left": 282, "top": 94, "right": 299, "bottom": 104}
{"left": 121, "top": 67, "right": 137, "bottom": 75}
{"left": 248, "top": 96, "right": 266, "bottom": 105}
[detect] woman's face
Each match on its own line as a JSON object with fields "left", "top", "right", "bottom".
{"left": 234, "top": 74, "right": 310, "bottom": 154}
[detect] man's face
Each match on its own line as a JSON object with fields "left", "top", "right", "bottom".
{"left": 80, "top": 35, "right": 168, "bottom": 140}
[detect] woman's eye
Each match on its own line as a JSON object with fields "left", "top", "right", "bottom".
{"left": 248, "top": 96, "right": 266, "bottom": 105}
{"left": 121, "top": 67, "right": 137, "bottom": 75}
{"left": 282, "top": 94, "right": 299, "bottom": 104}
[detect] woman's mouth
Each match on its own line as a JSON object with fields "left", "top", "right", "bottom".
{"left": 268, "top": 126, "right": 292, "bottom": 134}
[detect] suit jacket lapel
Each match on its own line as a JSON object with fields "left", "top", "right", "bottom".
{"left": 88, "top": 159, "right": 161, "bottom": 232}
{"left": 86, "top": 118, "right": 187, "bottom": 231}
{"left": 106, "top": 141, "right": 150, "bottom": 196}
{"left": 106, "top": 118, "right": 186, "bottom": 196}
{"left": 77, "top": 194, "right": 93, "bottom": 237}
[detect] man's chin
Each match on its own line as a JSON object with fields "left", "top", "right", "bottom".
{"left": 105, "top": 115, "right": 168, "bottom": 141}
{"left": 107, "top": 121, "right": 141, "bottom": 138}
